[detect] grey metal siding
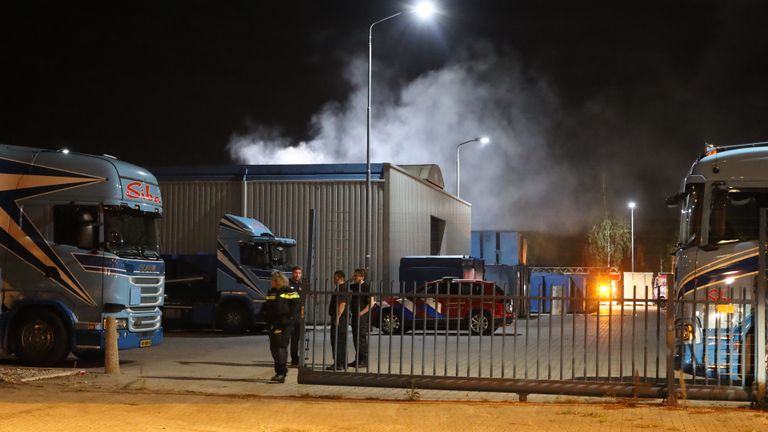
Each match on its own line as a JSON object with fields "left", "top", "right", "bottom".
{"left": 159, "top": 181, "right": 241, "bottom": 254}
{"left": 385, "top": 166, "right": 471, "bottom": 285}
{"left": 244, "top": 180, "right": 384, "bottom": 290}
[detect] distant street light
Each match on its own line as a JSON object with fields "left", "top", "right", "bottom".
{"left": 456, "top": 136, "right": 490, "bottom": 198}
{"left": 365, "top": 2, "right": 436, "bottom": 272}
{"left": 628, "top": 201, "right": 636, "bottom": 273}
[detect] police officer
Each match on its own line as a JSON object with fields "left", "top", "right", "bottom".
{"left": 288, "top": 265, "right": 304, "bottom": 367}
{"left": 264, "top": 271, "right": 301, "bottom": 383}
{"left": 327, "top": 270, "right": 349, "bottom": 370}
{"left": 348, "top": 268, "right": 371, "bottom": 368}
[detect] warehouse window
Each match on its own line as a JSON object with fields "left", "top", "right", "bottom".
{"left": 430, "top": 216, "right": 446, "bottom": 255}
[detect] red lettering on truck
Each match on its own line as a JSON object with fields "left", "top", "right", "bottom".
{"left": 125, "top": 181, "right": 162, "bottom": 204}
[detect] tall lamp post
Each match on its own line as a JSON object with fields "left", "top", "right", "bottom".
{"left": 628, "top": 201, "right": 636, "bottom": 273}
{"left": 365, "top": 2, "right": 435, "bottom": 272}
{"left": 456, "top": 136, "right": 490, "bottom": 198}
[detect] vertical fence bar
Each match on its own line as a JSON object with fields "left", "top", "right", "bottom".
{"left": 571, "top": 285, "right": 576, "bottom": 380}
{"left": 595, "top": 287, "right": 600, "bottom": 380}
{"left": 537, "top": 288, "right": 542, "bottom": 379}
{"left": 467, "top": 284, "right": 473, "bottom": 377}
{"left": 548, "top": 288, "right": 553, "bottom": 380}
{"left": 377, "top": 284, "right": 382, "bottom": 375}
{"left": 740, "top": 286, "right": 747, "bottom": 388}
{"left": 422, "top": 290, "right": 427, "bottom": 376}
{"left": 444, "top": 286, "right": 449, "bottom": 376}
{"left": 501, "top": 288, "right": 508, "bottom": 379}
{"left": 716, "top": 302, "right": 722, "bottom": 386}
{"left": 583, "top": 292, "right": 588, "bottom": 381}
{"left": 608, "top": 290, "right": 613, "bottom": 382}
{"left": 756, "top": 208, "right": 767, "bottom": 400}
{"left": 559, "top": 284, "right": 565, "bottom": 381}
{"left": 728, "top": 285, "right": 734, "bottom": 387}
{"left": 525, "top": 293, "right": 530, "bottom": 380}
{"left": 632, "top": 285, "right": 637, "bottom": 377}
{"left": 665, "top": 271, "right": 677, "bottom": 405}
{"left": 456, "top": 290, "right": 461, "bottom": 377}
{"left": 321, "top": 286, "right": 328, "bottom": 370}
{"left": 697, "top": 277, "right": 704, "bottom": 387}
{"left": 644, "top": 284, "right": 649, "bottom": 382}
{"left": 410, "top": 289, "right": 416, "bottom": 376}
{"left": 432, "top": 287, "right": 437, "bottom": 376}
{"left": 489, "top": 286, "right": 496, "bottom": 378}
{"left": 655, "top": 290, "right": 661, "bottom": 382}
{"left": 620, "top": 289, "right": 625, "bottom": 381}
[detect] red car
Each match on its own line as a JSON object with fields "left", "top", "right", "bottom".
{"left": 371, "top": 278, "right": 514, "bottom": 335}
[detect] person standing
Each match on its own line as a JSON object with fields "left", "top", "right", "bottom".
{"left": 327, "top": 270, "right": 348, "bottom": 370}
{"left": 348, "top": 268, "right": 372, "bottom": 369}
{"left": 288, "top": 265, "right": 305, "bottom": 367}
{"left": 264, "top": 271, "right": 301, "bottom": 383}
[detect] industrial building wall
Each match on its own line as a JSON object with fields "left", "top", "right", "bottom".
{"left": 159, "top": 181, "right": 242, "bottom": 254}
{"left": 385, "top": 166, "right": 471, "bottom": 286}
{"left": 244, "top": 181, "right": 385, "bottom": 290}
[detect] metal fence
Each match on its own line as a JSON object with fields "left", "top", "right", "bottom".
{"left": 297, "top": 277, "right": 767, "bottom": 402}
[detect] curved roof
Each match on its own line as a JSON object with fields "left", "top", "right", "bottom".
{"left": 398, "top": 164, "right": 445, "bottom": 189}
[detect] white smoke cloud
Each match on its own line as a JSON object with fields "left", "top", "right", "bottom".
{"left": 228, "top": 44, "right": 589, "bottom": 233}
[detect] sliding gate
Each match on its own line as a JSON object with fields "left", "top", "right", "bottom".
{"left": 298, "top": 213, "right": 768, "bottom": 402}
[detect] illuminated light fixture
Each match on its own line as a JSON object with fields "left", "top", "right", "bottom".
{"left": 724, "top": 277, "right": 735, "bottom": 285}
{"left": 598, "top": 284, "right": 611, "bottom": 299}
{"left": 61, "top": 148, "right": 70, "bottom": 154}
{"left": 365, "top": 2, "right": 438, "bottom": 273}
{"left": 456, "top": 135, "right": 491, "bottom": 198}
{"left": 413, "top": 1, "right": 436, "bottom": 19}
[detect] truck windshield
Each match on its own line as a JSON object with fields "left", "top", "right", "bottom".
{"left": 270, "top": 243, "right": 295, "bottom": 271}
{"left": 104, "top": 207, "right": 161, "bottom": 259}
{"left": 240, "top": 242, "right": 295, "bottom": 270}
{"left": 709, "top": 188, "right": 768, "bottom": 245}
{"left": 680, "top": 183, "right": 703, "bottom": 247}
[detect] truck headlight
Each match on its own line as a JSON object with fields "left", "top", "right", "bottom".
{"left": 103, "top": 318, "right": 129, "bottom": 330}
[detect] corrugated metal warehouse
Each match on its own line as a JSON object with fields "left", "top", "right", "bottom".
{"left": 152, "top": 163, "right": 471, "bottom": 289}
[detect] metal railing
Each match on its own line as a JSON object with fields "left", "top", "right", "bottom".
{"left": 295, "top": 278, "right": 766, "bottom": 402}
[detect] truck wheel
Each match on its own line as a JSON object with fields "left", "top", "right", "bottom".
{"left": 14, "top": 308, "right": 70, "bottom": 366}
{"left": 217, "top": 303, "right": 250, "bottom": 334}
{"left": 468, "top": 310, "right": 493, "bottom": 335}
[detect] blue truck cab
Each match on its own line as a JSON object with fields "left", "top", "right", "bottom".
{"left": 163, "top": 214, "right": 296, "bottom": 333}
{"left": 0, "top": 145, "right": 164, "bottom": 366}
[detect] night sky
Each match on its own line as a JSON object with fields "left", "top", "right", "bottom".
{"left": 2, "top": 1, "right": 767, "bottom": 270}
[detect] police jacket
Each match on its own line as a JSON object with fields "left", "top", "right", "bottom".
{"left": 265, "top": 285, "right": 301, "bottom": 327}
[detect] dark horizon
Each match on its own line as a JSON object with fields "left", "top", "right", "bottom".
{"left": 2, "top": 1, "right": 766, "bottom": 272}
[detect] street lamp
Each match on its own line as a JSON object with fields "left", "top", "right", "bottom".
{"left": 365, "top": 2, "right": 436, "bottom": 273}
{"left": 628, "top": 201, "right": 636, "bottom": 273}
{"left": 456, "top": 136, "right": 490, "bottom": 198}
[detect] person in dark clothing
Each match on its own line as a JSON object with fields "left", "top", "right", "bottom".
{"left": 348, "top": 268, "right": 372, "bottom": 369}
{"left": 327, "top": 270, "right": 348, "bottom": 370}
{"left": 264, "top": 271, "right": 301, "bottom": 383}
{"left": 288, "top": 265, "right": 304, "bottom": 367}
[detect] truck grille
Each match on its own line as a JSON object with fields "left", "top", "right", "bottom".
{"left": 131, "top": 276, "right": 164, "bottom": 307}
{"left": 132, "top": 277, "right": 162, "bottom": 285}
{"left": 129, "top": 313, "right": 161, "bottom": 332}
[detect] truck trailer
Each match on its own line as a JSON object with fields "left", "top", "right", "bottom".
{"left": 0, "top": 145, "right": 164, "bottom": 365}
{"left": 162, "top": 214, "right": 296, "bottom": 333}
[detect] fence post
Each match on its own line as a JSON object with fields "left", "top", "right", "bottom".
{"left": 755, "top": 209, "right": 767, "bottom": 406}
{"left": 665, "top": 274, "right": 677, "bottom": 405}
